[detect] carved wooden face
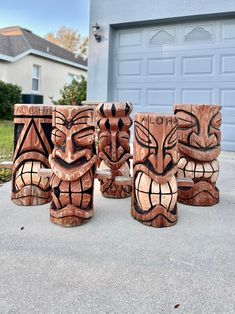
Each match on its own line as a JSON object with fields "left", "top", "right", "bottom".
{"left": 49, "top": 106, "right": 97, "bottom": 226}
{"left": 97, "top": 103, "right": 132, "bottom": 170}
{"left": 174, "top": 104, "right": 221, "bottom": 161}
{"left": 132, "top": 113, "right": 178, "bottom": 227}
{"left": 174, "top": 104, "right": 221, "bottom": 206}
{"left": 12, "top": 105, "right": 53, "bottom": 205}
{"left": 96, "top": 102, "right": 133, "bottom": 198}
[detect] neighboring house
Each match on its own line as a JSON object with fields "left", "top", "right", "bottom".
{"left": 0, "top": 26, "right": 87, "bottom": 104}
{"left": 88, "top": 0, "right": 235, "bottom": 151}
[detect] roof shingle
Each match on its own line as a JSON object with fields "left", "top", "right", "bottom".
{"left": 0, "top": 26, "right": 87, "bottom": 68}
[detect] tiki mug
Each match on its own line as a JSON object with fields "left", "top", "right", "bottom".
{"left": 49, "top": 106, "right": 97, "bottom": 227}
{"left": 131, "top": 113, "right": 178, "bottom": 228}
{"left": 174, "top": 104, "right": 221, "bottom": 206}
{"left": 96, "top": 102, "right": 133, "bottom": 198}
{"left": 12, "top": 104, "right": 53, "bottom": 206}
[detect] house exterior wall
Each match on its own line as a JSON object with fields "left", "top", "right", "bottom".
{"left": 88, "top": 0, "right": 235, "bottom": 100}
{"left": 0, "top": 55, "right": 87, "bottom": 104}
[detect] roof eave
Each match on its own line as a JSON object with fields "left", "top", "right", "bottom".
{"left": 0, "top": 49, "right": 87, "bottom": 70}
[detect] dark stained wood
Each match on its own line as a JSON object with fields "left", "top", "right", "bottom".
{"left": 131, "top": 113, "right": 178, "bottom": 228}
{"left": 96, "top": 102, "right": 133, "bottom": 198}
{"left": 12, "top": 104, "right": 53, "bottom": 206}
{"left": 174, "top": 104, "right": 221, "bottom": 206}
{"left": 49, "top": 105, "right": 97, "bottom": 227}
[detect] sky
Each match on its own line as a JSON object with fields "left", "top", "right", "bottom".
{"left": 0, "top": 0, "right": 90, "bottom": 38}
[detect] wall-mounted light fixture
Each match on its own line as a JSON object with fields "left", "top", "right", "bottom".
{"left": 92, "top": 23, "right": 101, "bottom": 42}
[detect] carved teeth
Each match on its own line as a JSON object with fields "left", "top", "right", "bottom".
{"left": 178, "top": 157, "right": 219, "bottom": 182}
{"left": 135, "top": 172, "right": 177, "bottom": 211}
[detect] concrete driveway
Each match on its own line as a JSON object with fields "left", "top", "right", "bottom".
{"left": 0, "top": 152, "right": 234, "bottom": 314}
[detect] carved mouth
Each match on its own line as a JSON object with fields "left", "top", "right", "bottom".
{"left": 50, "top": 171, "right": 93, "bottom": 210}
{"left": 178, "top": 157, "right": 219, "bottom": 183}
{"left": 134, "top": 171, "right": 177, "bottom": 212}
{"left": 14, "top": 160, "right": 50, "bottom": 193}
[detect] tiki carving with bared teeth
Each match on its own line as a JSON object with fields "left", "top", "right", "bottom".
{"left": 49, "top": 106, "right": 97, "bottom": 227}
{"left": 96, "top": 102, "right": 133, "bottom": 198}
{"left": 12, "top": 104, "right": 53, "bottom": 206}
{"left": 174, "top": 104, "right": 221, "bottom": 206}
{"left": 131, "top": 113, "right": 178, "bottom": 228}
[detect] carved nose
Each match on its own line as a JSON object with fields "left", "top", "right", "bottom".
{"left": 148, "top": 153, "right": 172, "bottom": 174}
{"left": 190, "top": 132, "right": 218, "bottom": 148}
{"left": 62, "top": 137, "right": 79, "bottom": 164}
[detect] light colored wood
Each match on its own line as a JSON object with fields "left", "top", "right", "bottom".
{"left": 96, "top": 102, "right": 133, "bottom": 198}
{"left": 132, "top": 113, "right": 178, "bottom": 228}
{"left": 12, "top": 104, "right": 53, "bottom": 206}
{"left": 174, "top": 104, "right": 221, "bottom": 206}
{"left": 38, "top": 168, "right": 52, "bottom": 177}
{"left": 49, "top": 106, "right": 97, "bottom": 227}
{"left": 0, "top": 161, "right": 13, "bottom": 169}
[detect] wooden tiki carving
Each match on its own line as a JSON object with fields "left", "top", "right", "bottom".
{"left": 131, "top": 113, "right": 178, "bottom": 228}
{"left": 49, "top": 106, "right": 97, "bottom": 227}
{"left": 174, "top": 104, "right": 221, "bottom": 206}
{"left": 96, "top": 102, "right": 133, "bottom": 198}
{"left": 12, "top": 104, "right": 53, "bottom": 206}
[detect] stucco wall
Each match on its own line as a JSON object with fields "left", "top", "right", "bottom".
{"left": 88, "top": 0, "right": 235, "bottom": 100}
{"left": 0, "top": 55, "right": 86, "bottom": 104}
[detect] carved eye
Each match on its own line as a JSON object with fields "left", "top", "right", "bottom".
{"left": 164, "top": 125, "right": 178, "bottom": 149}
{"left": 117, "top": 131, "right": 130, "bottom": 151}
{"left": 73, "top": 127, "right": 95, "bottom": 147}
{"left": 51, "top": 128, "right": 66, "bottom": 146}
{"left": 134, "top": 121, "right": 157, "bottom": 149}
{"left": 176, "top": 111, "right": 197, "bottom": 129}
{"left": 99, "top": 131, "right": 111, "bottom": 146}
{"left": 210, "top": 112, "right": 221, "bottom": 129}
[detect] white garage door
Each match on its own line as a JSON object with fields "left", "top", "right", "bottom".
{"left": 113, "top": 19, "right": 235, "bottom": 151}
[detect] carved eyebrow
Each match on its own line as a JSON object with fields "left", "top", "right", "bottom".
{"left": 71, "top": 109, "right": 93, "bottom": 122}
{"left": 54, "top": 110, "right": 66, "bottom": 121}
{"left": 175, "top": 109, "right": 198, "bottom": 126}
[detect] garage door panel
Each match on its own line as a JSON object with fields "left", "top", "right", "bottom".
{"left": 220, "top": 54, "right": 235, "bottom": 74}
{"left": 116, "top": 88, "right": 142, "bottom": 106}
{"left": 117, "top": 59, "right": 142, "bottom": 76}
{"left": 113, "top": 19, "right": 235, "bottom": 151}
{"left": 220, "top": 89, "right": 235, "bottom": 107}
{"left": 182, "top": 55, "right": 214, "bottom": 75}
{"left": 181, "top": 89, "right": 213, "bottom": 103}
{"left": 147, "top": 57, "right": 176, "bottom": 76}
{"left": 221, "top": 108, "right": 235, "bottom": 124}
{"left": 147, "top": 89, "right": 175, "bottom": 106}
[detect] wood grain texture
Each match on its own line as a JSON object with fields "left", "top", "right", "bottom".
{"left": 96, "top": 102, "right": 133, "bottom": 198}
{"left": 12, "top": 104, "right": 53, "bottom": 206}
{"left": 174, "top": 104, "right": 221, "bottom": 206}
{"left": 49, "top": 106, "right": 97, "bottom": 227}
{"left": 131, "top": 113, "right": 178, "bottom": 228}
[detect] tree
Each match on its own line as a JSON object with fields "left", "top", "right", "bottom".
{"left": 45, "top": 26, "right": 88, "bottom": 59}
{"left": 51, "top": 75, "right": 87, "bottom": 106}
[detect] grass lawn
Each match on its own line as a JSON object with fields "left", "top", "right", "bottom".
{"left": 0, "top": 120, "right": 13, "bottom": 183}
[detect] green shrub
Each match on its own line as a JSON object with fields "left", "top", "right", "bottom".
{"left": 51, "top": 75, "right": 87, "bottom": 106}
{"left": 0, "top": 80, "right": 22, "bottom": 120}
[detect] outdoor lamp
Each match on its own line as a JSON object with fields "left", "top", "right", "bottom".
{"left": 92, "top": 23, "right": 101, "bottom": 42}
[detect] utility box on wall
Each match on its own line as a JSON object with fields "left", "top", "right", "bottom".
{"left": 21, "top": 94, "right": 43, "bottom": 104}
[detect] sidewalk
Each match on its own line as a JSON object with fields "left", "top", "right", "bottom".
{"left": 0, "top": 152, "right": 234, "bottom": 313}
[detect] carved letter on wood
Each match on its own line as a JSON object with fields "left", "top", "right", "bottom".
{"left": 49, "top": 106, "right": 97, "bottom": 227}
{"left": 96, "top": 102, "right": 133, "bottom": 198}
{"left": 174, "top": 104, "right": 221, "bottom": 206}
{"left": 12, "top": 104, "right": 53, "bottom": 206}
{"left": 131, "top": 113, "right": 178, "bottom": 228}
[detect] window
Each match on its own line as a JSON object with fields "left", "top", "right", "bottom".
{"left": 67, "top": 73, "right": 81, "bottom": 85}
{"left": 32, "top": 65, "right": 40, "bottom": 91}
